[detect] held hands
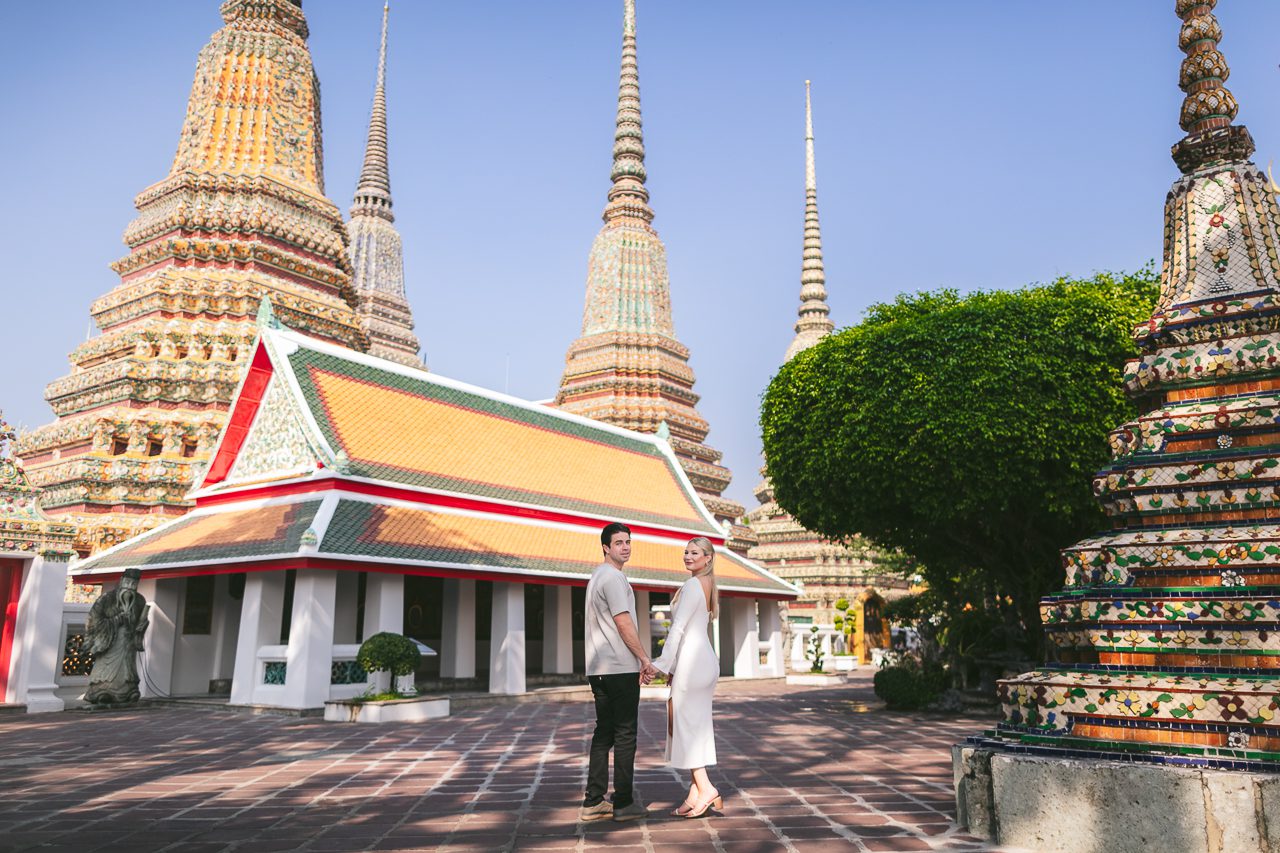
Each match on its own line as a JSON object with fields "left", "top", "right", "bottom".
{"left": 639, "top": 662, "right": 659, "bottom": 685}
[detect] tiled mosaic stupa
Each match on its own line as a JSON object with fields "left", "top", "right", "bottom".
{"left": 980, "top": 0, "right": 1280, "bottom": 770}
{"left": 554, "top": 0, "right": 750, "bottom": 550}
{"left": 346, "top": 3, "right": 422, "bottom": 368}
{"left": 747, "top": 83, "right": 907, "bottom": 638}
{"left": 16, "top": 0, "right": 367, "bottom": 556}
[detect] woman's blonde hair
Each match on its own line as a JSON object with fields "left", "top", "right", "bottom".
{"left": 671, "top": 536, "right": 719, "bottom": 619}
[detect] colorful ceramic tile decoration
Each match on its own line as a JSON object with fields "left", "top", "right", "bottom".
{"left": 0, "top": 411, "right": 76, "bottom": 561}
{"left": 15, "top": 1, "right": 423, "bottom": 557}
{"left": 747, "top": 83, "right": 911, "bottom": 639}
{"left": 974, "top": 0, "right": 1280, "bottom": 771}
{"left": 552, "top": 0, "right": 753, "bottom": 553}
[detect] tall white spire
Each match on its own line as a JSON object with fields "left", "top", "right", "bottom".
{"left": 785, "top": 80, "right": 834, "bottom": 362}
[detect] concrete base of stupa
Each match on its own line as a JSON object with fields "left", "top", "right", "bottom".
{"left": 954, "top": 744, "right": 1280, "bottom": 852}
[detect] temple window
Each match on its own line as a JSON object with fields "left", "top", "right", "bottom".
{"left": 147, "top": 439, "right": 163, "bottom": 457}
{"left": 175, "top": 344, "right": 189, "bottom": 360}
{"left": 111, "top": 438, "right": 128, "bottom": 456}
{"left": 181, "top": 440, "right": 198, "bottom": 458}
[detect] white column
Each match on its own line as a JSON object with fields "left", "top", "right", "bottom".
{"left": 730, "top": 597, "right": 760, "bottom": 678}
{"left": 333, "top": 572, "right": 360, "bottom": 644}
{"left": 139, "top": 577, "right": 180, "bottom": 698}
{"left": 9, "top": 556, "right": 68, "bottom": 712}
{"left": 441, "top": 579, "right": 476, "bottom": 678}
{"left": 362, "top": 572, "right": 404, "bottom": 637}
{"left": 759, "top": 599, "right": 784, "bottom": 677}
{"left": 716, "top": 605, "right": 734, "bottom": 677}
{"left": 634, "top": 590, "right": 651, "bottom": 658}
{"left": 489, "top": 582, "right": 525, "bottom": 695}
{"left": 208, "top": 574, "right": 242, "bottom": 689}
{"left": 282, "top": 570, "right": 337, "bottom": 709}
{"left": 230, "top": 572, "right": 286, "bottom": 705}
{"left": 542, "top": 584, "right": 573, "bottom": 674}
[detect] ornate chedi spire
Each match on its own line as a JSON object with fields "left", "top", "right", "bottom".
{"left": 980, "top": 0, "right": 1280, "bottom": 771}
{"left": 346, "top": 2, "right": 423, "bottom": 368}
{"left": 749, "top": 83, "right": 903, "bottom": 640}
{"left": 16, "top": 0, "right": 367, "bottom": 556}
{"left": 785, "top": 81, "right": 834, "bottom": 362}
{"left": 554, "top": 0, "right": 748, "bottom": 546}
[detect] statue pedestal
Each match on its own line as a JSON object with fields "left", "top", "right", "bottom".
{"left": 954, "top": 745, "right": 1280, "bottom": 852}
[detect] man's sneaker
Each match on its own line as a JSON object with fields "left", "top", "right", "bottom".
{"left": 612, "top": 801, "right": 649, "bottom": 822}
{"left": 578, "top": 800, "right": 613, "bottom": 822}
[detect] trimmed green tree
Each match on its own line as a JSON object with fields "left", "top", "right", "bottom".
{"left": 760, "top": 271, "right": 1158, "bottom": 659}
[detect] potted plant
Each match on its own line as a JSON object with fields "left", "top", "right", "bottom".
{"left": 357, "top": 632, "right": 421, "bottom": 697}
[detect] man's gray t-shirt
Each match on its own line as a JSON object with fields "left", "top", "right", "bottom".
{"left": 585, "top": 562, "right": 640, "bottom": 676}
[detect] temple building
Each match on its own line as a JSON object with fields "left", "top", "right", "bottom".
{"left": 15, "top": 0, "right": 370, "bottom": 558}
{"left": 68, "top": 310, "right": 796, "bottom": 709}
{"left": 0, "top": 412, "right": 77, "bottom": 713}
{"left": 346, "top": 3, "right": 423, "bottom": 368}
{"left": 553, "top": 0, "right": 753, "bottom": 554}
{"left": 746, "top": 83, "right": 907, "bottom": 664}
{"left": 957, "top": 2, "right": 1280, "bottom": 845}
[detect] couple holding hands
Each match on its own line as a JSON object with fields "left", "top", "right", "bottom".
{"left": 579, "top": 522, "right": 724, "bottom": 823}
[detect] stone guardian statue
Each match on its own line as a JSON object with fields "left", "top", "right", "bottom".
{"left": 84, "top": 568, "right": 149, "bottom": 705}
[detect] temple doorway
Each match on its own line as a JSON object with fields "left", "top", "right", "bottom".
{"left": 0, "top": 559, "right": 22, "bottom": 700}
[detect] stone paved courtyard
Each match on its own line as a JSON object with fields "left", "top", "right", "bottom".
{"left": 0, "top": 671, "right": 1010, "bottom": 852}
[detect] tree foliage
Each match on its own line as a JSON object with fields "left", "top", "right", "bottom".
{"left": 760, "top": 271, "right": 1159, "bottom": 657}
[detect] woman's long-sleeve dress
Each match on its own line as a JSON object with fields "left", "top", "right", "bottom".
{"left": 652, "top": 577, "right": 718, "bottom": 769}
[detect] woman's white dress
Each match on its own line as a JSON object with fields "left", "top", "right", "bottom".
{"left": 652, "top": 577, "right": 718, "bottom": 769}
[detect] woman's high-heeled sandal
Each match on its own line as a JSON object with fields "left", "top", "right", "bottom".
{"left": 684, "top": 789, "right": 723, "bottom": 819}
{"left": 670, "top": 799, "right": 696, "bottom": 817}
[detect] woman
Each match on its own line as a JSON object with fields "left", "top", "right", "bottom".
{"left": 650, "top": 536, "right": 723, "bottom": 818}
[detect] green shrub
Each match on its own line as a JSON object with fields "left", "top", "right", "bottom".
{"left": 834, "top": 598, "right": 850, "bottom": 612}
{"left": 357, "top": 632, "right": 421, "bottom": 677}
{"left": 873, "top": 659, "right": 948, "bottom": 710}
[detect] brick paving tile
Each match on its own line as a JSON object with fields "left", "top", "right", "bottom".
{"left": 0, "top": 669, "right": 1029, "bottom": 852}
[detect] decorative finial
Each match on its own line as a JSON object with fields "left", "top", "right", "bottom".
{"left": 0, "top": 412, "right": 14, "bottom": 460}
{"left": 256, "top": 297, "right": 281, "bottom": 329}
{"left": 786, "top": 80, "right": 834, "bottom": 362}
{"left": 1170, "top": 0, "right": 1254, "bottom": 173}
{"left": 351, "top": 2, "right": 394, "bottom": 222}
{"left": 604, "top": 0, "right": 653, "bottom": 224}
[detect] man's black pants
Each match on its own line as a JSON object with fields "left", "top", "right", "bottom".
{"left": 584, "top": 672, "right": 640, "bottom": 808}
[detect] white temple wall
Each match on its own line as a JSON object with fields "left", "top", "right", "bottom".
{"left": 363, "top": 572, "right": 404, "bottom": 637}
{"left": 759, "top": 599, "right": 784, "bottom": 677}
{"left": 489, "top": 581, "right": 525, "bottom": 694}
{"left": 140, "top": 577, "right": 180, "bottom": 698}
{"left": 542, "top": 584, "right": 573, "bottom": 674}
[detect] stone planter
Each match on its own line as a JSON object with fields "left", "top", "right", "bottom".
{"left": 395, "top": 673, "right": 416, "bottom": 695}
{"left": 324, "top": 695, "right": 450, "bottom": 723}
{"left": 640, "top": 685, "right": 671, "bottom": 701}
{"left": 832, "top": 656, "right": 856, "bottom": 671}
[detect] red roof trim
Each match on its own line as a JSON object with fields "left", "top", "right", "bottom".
{"left": 71, "top": 557, "right": 789, "bottom": 599}
{"left": 203, "top": 342, "right": 275, "bottom": 486}
{"left": 195, "top": 479, "right": 726, "bottom": 546}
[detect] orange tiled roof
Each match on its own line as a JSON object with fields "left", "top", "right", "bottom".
{"left": 280, "top": 338, "right": 718, "bottom": 533}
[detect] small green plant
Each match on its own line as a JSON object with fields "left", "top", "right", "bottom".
{"left": 873, "top": 656, "right": 948, "bottom": 710}
{"left": 834, "top": 598, "right": 850, "bottom": 613}
{"left": 357, "top": 632, "right": 421, "bottom": 678}
{"left": 806, "top": 625, "right": 825, "bottom": 673}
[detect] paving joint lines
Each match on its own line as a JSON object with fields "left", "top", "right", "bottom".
{"left": 0, "top": 670, "right": 1018, "bottom": 852}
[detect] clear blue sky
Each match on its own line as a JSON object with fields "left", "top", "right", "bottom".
{"left": 3, "top": 1, "right": 1280, "bottom": 510}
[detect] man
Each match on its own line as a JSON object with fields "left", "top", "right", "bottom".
{"left": 580, "top": 522, "right": 657, "bottom": 822}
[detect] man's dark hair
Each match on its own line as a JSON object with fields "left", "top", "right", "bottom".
{"left": 600, "top": 522, "right": 632, "bottom": 548}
